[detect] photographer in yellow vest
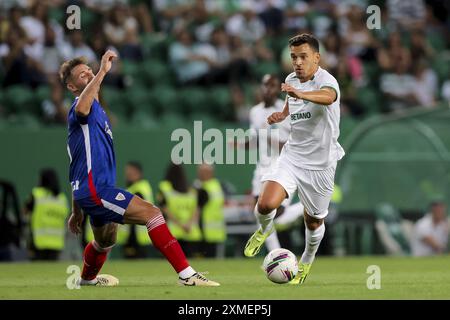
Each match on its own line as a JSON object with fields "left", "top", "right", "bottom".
{"left": 194, "top": 164, "right": 226, "bottom": 258}
{"left": 157, "top": 163, "right": 202, "bottom": 257}
{"left": 24, "top": 169, "right": 69, "bottom": 260}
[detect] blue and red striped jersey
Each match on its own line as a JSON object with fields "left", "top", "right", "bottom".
{"left": 67, "top": 98, "right": 116, "bottom": 200}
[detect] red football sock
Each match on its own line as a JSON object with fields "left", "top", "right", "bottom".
{"left": 81, "top": 241, "right": 111, "bottom": 281}
{"left": 146, "top": 214, "right": 189, "bottom": 273}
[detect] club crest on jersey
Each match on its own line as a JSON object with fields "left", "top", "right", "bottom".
{"left": 115, "top": 193, "right": 125, "bottom": 201}
{"left": 104, "top": 121, "right": 113, "bottom": 139}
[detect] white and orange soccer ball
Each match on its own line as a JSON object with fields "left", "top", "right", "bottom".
{"left": 263, "top": 248, "right": 298, "bottom": 284}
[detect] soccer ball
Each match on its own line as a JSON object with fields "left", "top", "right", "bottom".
{"left": 263, "top": 248, "right": 298, "bottom": 284}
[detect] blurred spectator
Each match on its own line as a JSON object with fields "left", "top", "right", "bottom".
{"left": 374, "top": 203, "right": 413, "bottom": 256}
{"left": 169, "top": 29, "right": 218, "bottom": 85}
{"left": 103, "top": 4, "right": 143, "bottom": 61}
{"left": 61, "top": 30, "right": 97, "bottom": 64}
{"left": 379, "top": 46, "right": 417, "bottom": 112}
{"left": 123, "top": 161, "right": 155, "bottom": 258}
{"left": 153, "top": 0, "right": 195, "bottom": 32}
{"left": 377, "top": 31, "right": 411, "bottom": 72}
{"left": 157, "top": 163, "right": 202, "bottom": 258}
{"left": 225, "top": 3, "right": 265, "bottom": 43}
{"left": 442, "top": 80, "right": 450, "bottom": 104}
{"left": 186, "top": 0, "right": 217, "bottom": 43}
{"left": 411, "top": 201, "right": 449, "bottom": 256}
{"left": 283, "top": 0, "right": 309, "bottom": 32}
{"left": 387, "top": 0, "right": 426, "bottom": 31}
{"left": 412, "top": 59, "right": 438, "bottom": 108}
{"left": 409, "top": 30, "right": 435, "bottom": 61}
{"left": 24, "top": 169, "right": 69, "bottom": 261}
{"left": 0, "top": 25, "right": 46, "bottom": 88}
{"left": 41, "top": 23, "right": 69, "bottom": 123}
{"left": 194, "top": 164, "right": 227, "bottom": 258}
{"left": 84, "top": 0, "right": 153, "bottom": 33}
{"left": 254, "top": 0, "right": 285, "bottom": 36}
{"left": 0, "top": 180, "right": 24, "bottom": 261}
{"left": 340, "top": 4, "right": 378, "bottom": 63}
{"left": 209, "top": 26, "right": 251, "bottom": 84}
{"left": 320, "top": 30, "right": 342, "bottom": 76}
{"left": 90, "top": 31, "right": 125, "bottom": 88}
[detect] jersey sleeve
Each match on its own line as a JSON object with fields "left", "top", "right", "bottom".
{"left": 72, "top": 98, "right": 90, "bottom": 125}
{"left": 318, "top": 72, "right": 340, "bottom": 102}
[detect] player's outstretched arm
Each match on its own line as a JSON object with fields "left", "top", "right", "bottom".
{"left": 281, "top": 83, "right": 336, "bottom": 106}
{"left": 267, "top": 96, "right": 289, "bottom": 125}
{"left": 75, "top": 50, "right": 117, "bottom": 116}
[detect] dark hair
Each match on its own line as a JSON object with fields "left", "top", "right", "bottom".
{"left": 165, "top": 163, "right": 188, "bottom": 193}
{"left": 39, "top": 168, "right": 60, "bottom": 196}
{"left": 59, "top": 56, "right": 87, "bottom": 86}
{"left": 127, "top": 161, "right": 143, "bottom": 173}
{"left": 289, "top": 33, "right": 319, "bottom": 52}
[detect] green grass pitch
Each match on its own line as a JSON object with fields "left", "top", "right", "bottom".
{"left": 1, "top": 256, "right": 449, "bottom": 299}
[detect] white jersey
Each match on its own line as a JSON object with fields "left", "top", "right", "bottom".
{"left": 250, "top": 99, "right": 291, "bottom": 195}
{"left": 282, "top": 67, "right": 345, "bottom": 170}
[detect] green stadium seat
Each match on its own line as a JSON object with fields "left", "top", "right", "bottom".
{"left": 208, "top": 86, "right": 232, "bottom": 119}
{"left": 101, "top": 86, "right": 130, "bottom": 118}
{"left": 431, "top": 55, "right": 450, "bottom": 84}
{"left": 129, "top": 110, "right": 159, "bottom": 129}
{"left": 189, "top": 112, "right": 219, "bottom": 129}
{"left": 3, "top": 85, "right": 38, "bottom": 116}
{"left": 142, "top": 59, "right": 175, "bottom": 85}
{"left": 180, "top": 87, "right": 210, "bottom": 114}
{"left": 356, "top": 86, "right": 380, "bottom": 115}
{"left": 252, "top": 61, "right": 281, "bottom": 80}
{"left": 159, "top": 112, "right": 189, "bottom": 129}
{"left": 7, "top": 113, "right": 41, "bottom": 129}
{"left": 140, "top": 34, "right": 171, "bottom": 61}
{"left": 122, "top": 60, "right": 148, "bottom": 86}
{"left": 125, "top": 86, "right": 154, "bottom": 115}
{"left": 35, "top": 86, "right": 51, "bottom": 104}
{"left": 150, "top": 85, "right": 180, "bottom": 114}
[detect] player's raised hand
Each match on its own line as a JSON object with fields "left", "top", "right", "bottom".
{"left": 281, "top": 83, "right": 301, "bottom": 99}
{"left": 267, "top": 111, "right": 287, "bottom": 125}
{"left": 100, "top": 50, "right": 118, "bottom": 74}
{"left": 68, "top": 212, "right": 84, "bottom": 235}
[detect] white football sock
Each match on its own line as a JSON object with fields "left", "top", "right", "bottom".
{"left": 255, "top": 206, "right": 276, "bottom": 234}
{"left": 178, "top": 266, "right": 196, "bottom": 279}
{"left": 274, "top": 202, "right": 304, "bottom": 225}
{"left": 301, "top": 223, "right": 325, "bottom": 264}
{"left": 265, "top": 230, "right": 281, "bottom": 251}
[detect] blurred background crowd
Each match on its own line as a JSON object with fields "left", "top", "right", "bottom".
{"left": 0, "top": 0, "right": 449, "bottom": 130}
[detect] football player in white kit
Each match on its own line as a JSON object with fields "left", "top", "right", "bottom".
{"left": 249, "top": 74, "right": 304, "bottom": 252}
{"left": 244, "top": 34, "right": 345, "bottom": 285}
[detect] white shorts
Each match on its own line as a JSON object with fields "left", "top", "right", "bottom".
{"left": 252, "top": 170, "right": 292, "bottom": 207}
{"left": 261, "top": 156, "right": 336, "bottom": 220}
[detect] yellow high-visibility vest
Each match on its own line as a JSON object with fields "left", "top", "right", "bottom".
{"left": 159, "top": 181, "right": 202, "bottom": 242}
{"left": 200, "top": 179, "right": 226, "bottom": 243}
{"left": 31, "top": 187, "right": 69, "bottom": 250}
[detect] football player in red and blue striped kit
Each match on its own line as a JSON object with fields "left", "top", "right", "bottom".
{"left": 60, "top": 50, "right": 219, "bottom": 287}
